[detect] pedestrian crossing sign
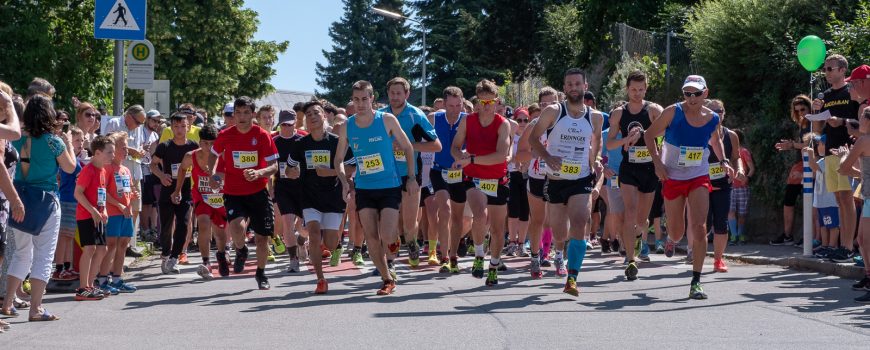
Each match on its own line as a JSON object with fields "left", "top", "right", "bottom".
{"left": 94, "top": 0, "right": 147, "bottom": 40}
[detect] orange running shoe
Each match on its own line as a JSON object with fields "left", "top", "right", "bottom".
{"left": 179, "top": 253, "right": 189, "bottom": 265}
{"left": 713, "top": 259, "right": 728, "bottom": 273}
{"left": 376, "top": 280, "right": 396, "bottom": 295}
{"left": 315, "top": 279, "right": 328, "bottom": 294}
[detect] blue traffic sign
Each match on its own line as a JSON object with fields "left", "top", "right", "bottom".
{"left": 94, "top": 0, "right": 146, "bottom": 40}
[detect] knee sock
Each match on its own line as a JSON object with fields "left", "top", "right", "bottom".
{"left": 728, "top": 219, "right": 738, "bottom": 238}
{"left": 541, "top": 228, "right": 553, "bottom": 257}
{"left": 737, "top": 220, "right": 746, "bottom": 238}
{"left": 567, "top": 238, "right": 587, "bottom": 279}
{"left": 692, "top": 271, "right": 701, "bottom": 284}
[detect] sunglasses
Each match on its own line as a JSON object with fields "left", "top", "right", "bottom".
{"left": 85, "top": 112, "right": 99, "bottom": 118}
{"left": 711, "top": 109, "right": 724, "bottom": 114}
{"left": 794, "top": 107, "right": 808, "bottom": 113}
{"left": 479, "top": 98, "right": 498, "bottom": 106}
{"left": 683, "top": 90, "right": 704, "bottom": 98}
{"left": 515, "top": 118, "right": 529, "bottom": 123}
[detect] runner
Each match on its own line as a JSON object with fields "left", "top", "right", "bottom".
{"left": 273, "top": 110, "right": 307, "bottom": 273}
{"left": 516, "top": 87, "right": 560, "bottom": 278}
{"left": 451, "top": 79, "right": 511, "bottom": 286}
{"left": 606, "top": 70, "right": 664, "bottom": 278}
{"left": 837, "top": 105, "right": 870, "bottom": 303}
{"left": 703, "top": 99, "right": 742, "bottom": 273}
{"left": 98, "top": 131, "right": 139, "bottom": 293}
{"left": 506, "top": 107, "right": 531, "bottom": 258}
{"left": 601, "top": 102, "right": 626, "bottom": 256}
{"left": 380, "top": 77, "right": 440, "bottom": 268}
{"left": 173, "top": 124, "right": 229, "bottom": 279}
{"left": 150, "top": 113, "right": 198, "bottom": 275}
{"left": 335, "top": 80, "right": 415, "bottom": 295}
{"left": 208, "top": 96, "right": 280, "bottom": 290}
{"left": 645, "top": 75, "right": 733, "bottom": 299}
{"left": 428, "top": 86, "right": 467, "bottom": 274}
{"left": 529, "top": 68, "right": 604, "bottom": 295}
{"left": 287, "top": 100, "right": 355, "bottom": 294}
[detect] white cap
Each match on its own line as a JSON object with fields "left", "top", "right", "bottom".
{"left": 223, "top": 103, "right": 234, "bottom": 114}
{"left": 682, "top": 75, "right": 707, "bottom": 90}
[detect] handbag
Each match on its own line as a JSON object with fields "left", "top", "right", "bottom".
{"left": 8, "top": 136, "right": 58, "bottom": 235}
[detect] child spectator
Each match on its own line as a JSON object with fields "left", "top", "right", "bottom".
{"left": 73, "top": 135, "right": 114, "bottom": 301}
{"left": 97, "top": 132, "right": 138, "bottom": 293}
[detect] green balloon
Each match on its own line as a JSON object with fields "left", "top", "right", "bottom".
{"left": 797, "top": 35, "right": 826, "bottom": 72}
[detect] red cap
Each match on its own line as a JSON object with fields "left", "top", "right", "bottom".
{"left": 846, "top": 64, "right": 870, "bottom": 82}
{"left": 514, "top": 108, "right": 530, "bottom": 118}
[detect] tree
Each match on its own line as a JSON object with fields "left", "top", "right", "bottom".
{"left": 829, "top": 1, "right": 870, "bottom": 69}
{"left": 316, "top": 0, "right": 412, "bottom": 105}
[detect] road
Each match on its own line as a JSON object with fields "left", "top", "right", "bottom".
{"left": 3, "top": 246, "right": 869, "bottom": 348}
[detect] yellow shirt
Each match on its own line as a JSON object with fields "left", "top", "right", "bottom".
{"left": 159, "top": 125, "right": 201, "bottom": 143}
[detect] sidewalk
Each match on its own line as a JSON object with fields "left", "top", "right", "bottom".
{"left": 678, "top": 243, "right": 865, "bottom": 280}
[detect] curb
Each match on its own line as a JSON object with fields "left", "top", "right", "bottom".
{"left": 675, "top": 247, "right": 865, "bottom": 280}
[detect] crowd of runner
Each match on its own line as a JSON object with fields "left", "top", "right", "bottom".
{"left": 2, "top": 57, "right": 870, "bottom": 331}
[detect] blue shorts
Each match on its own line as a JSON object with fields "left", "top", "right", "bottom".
{"left": 816, "top": 207, "right": 840, "bottom": 229}
{"left": 863, "top": 200, "right": 870, "bottom": 218}
{"left": 106, "top": 215, "right": 135, "bottom": 238}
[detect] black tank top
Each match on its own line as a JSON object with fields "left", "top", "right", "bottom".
{"left": 619, "top": 101, "right": 652, "bottom": 163}
{"left": 708, "top": 126, "right": 733, "bottom": 188}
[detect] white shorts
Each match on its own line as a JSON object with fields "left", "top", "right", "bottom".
{"left": 302, "top": 208, "right": 344, "bottom": 231}
{"left": 605, "top": 185, "right": 625, "bottom": 214}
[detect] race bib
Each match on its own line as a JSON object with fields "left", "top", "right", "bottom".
{"left": 198, "top": 176, "right": 211, "bottom": 193}
{"left": 358, "top": 154, "right": 385, "bottom": 175}
{"left": 709, "top": 162, "right": 726, "bottom": 180}
{"left": 233, "top": 151, "right": 258, "bottom": 169}
{"left": 97, "top": 188, "right": 107, "bottom": 208}
{"left": 394, "top": 150, "right": 407, "bottom": 162}
{"left": 306, "top": 150, "right": 331, "bottom": 169}
{"left": 610, "top": 176, "right": 619, "bottom": 189}
{"left": 678, "top": 146, "right": 704, "bottom": 167}
{"left": 114, "top": 174, "right": 131, "bottom": 197}
{"left": 474, "top": 178, "right": 499, "bottom": 197}
{"left": 558, "top": 159, "right": 582, "bottom": 180}
{"left": 628, "top": 146, "right": 652, "bottom": 163}
{"left": 442, "top": 169, "right": 462, "bottom": 184}
{"left": 203, "top": 193, "right": 224, "bottom": 209}
{"left": 171, "top": 163, "right": 180, "bottom": 179}
{"left": 279, "top": 162, "right": 288, "bottom": 179}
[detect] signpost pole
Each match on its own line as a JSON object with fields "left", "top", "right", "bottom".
{"left": 113, "top": 40, "right": 125, "bottom": 115}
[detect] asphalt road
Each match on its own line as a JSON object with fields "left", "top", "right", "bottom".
{"left": 3, "top": 245, "right": 869, "bottom": 349}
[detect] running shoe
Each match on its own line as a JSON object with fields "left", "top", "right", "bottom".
{"left": 471, "top": 257, "right": 485, "bottom": 278}
{"left": 529, "top": 258, "right": 542, "bottom": 279}
{"left": 611, "top": 238, "right": 621, "bottom": 253}
{"left": 855, "top": 292, "right": 870, "bottom": 304}
{"left": 74, "top": 287, "right": 104, "bottom": 301}
{"left": 330, "top": 247, "right": 343, "bottom": 267}
{"left": 689, "top": 282, "right": 708, "bottom": 300}
{"left": 769, "top": 234, "right": 794, "bottom": 246}
{"left": 352, "top": 252, "right": 364, "bottom": 266}
{"left": 713, "top": 259, "right": 728, "bottom": 273}
{"left": 634, "top": 236, "right": 642, "bottom": 258}
{"left": 160, "top": 257, "right": 170, "bottom": 274}
{"left": 685, "top": 251, "right": 694, "bottom": 264}
{"left": 233, "top": 246, "right": 248, "bottom": 274}
{"left": 563, "top": 277, "right": 579, "bottom": 297}
{"left": 197, "top": 264, "right": 214, "bottom": 280}
{"left": 601, "top": 239, "right": 612, "bottom": 254}
{"left": 586, "top": 240, "right": 594, "bottom": 250}
{"left": 377, "top": 280, "right": 396, "bottom": 295}
{"left": 854, "top": 255, "right": 865, "bottom": 267}
{"left": 388, "top": 262, "right": 398, "bottom": 282}
{"left": 439, "top": 258, "right": 451, "bottom": 273}
{"left": 286, "top": 258, "right": 301, "bottom": 273}
{"left": 498, "top": 262, "right": 508, "bottom": 272}
{"left": 58, "top": 270, "right": 76, "bottom": 281}
{"left": 518, "top": 244, "right": 530, "bottom": 257}
{"left": 428, "top": 250, "right": 440, "bottom": 266}
{"left": 625, "top": 261, "right": 638, "bottom": 281}
{"left": 448, "top": 259, "right": 460, "bottom": 274}
{"left": 166, "top": 258, "right": 181, "bottom": 274}
{"left": 267, "top": 251, "right": 276, "bottom": 262}
{"left": 639, "top": 243, "right": 651, "bottom": 262}
{"left": 179, "top": 253, "right": 189, "bottom": 265}
{"left": 813, "top": 246, "right": 833, "bottom": 259}
{"left": 554, "top": 256, "right": 567, "bottom": 277}
{"left": 485, "top": 268, "right": 499, "bottom": 287}
{"left": 503, "top": 242, "right": 517, "bottom": 257}
{"left": 829, "top": 248, "right": 854, "bottom": 263}
{"left": 314, "top": 279, "right": 328, "bottom": 294}
{"left": 540, "top": 256, "right": 552, "bottom": 268}
{"left": 99, "top": 281, "right": 120, "bottom": 296}
{"left": 255, "top": 274, "right": 270, "bottom": 290}
{"left": 407, "top": 241, "right": 420, "bottom": 268}
{"left": 321, "top": 245, "right": 332, "bottom": 259}
{"left": 664, "top": 238, "right": 676, "bottom": 258}
{"left": 51, "top": 270, "right": 60, "bottom": 280}
{"left": 852, "top": 277, "right": 870, "bottom": 291}
{"left": 216, "top": 251, "right": 230, "bottom": 277}
{"left": 793, "top": 239, "right": 803, "bottom": 248}
{"left": 110, "top": 278, "right": 138, "bottom": 293}
{"left": 655, "top": 240, "right": 664, "bottom": 254}
{"left": 273, "top": 235, "right": 286, "bottom": 255}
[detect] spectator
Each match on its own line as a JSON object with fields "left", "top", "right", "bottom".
{"left": 102, "top": 105, "right": 147, "bottom": 257}
{"left": 74, "top": 102, "right": 100, "bottom": 159}
{"left": 729, "top": 129, "right": 754, "bottom": 244}
{"left": 3, "top": 94, "right": 76, "bottom": 321}
{"left": 774, "top": 95, "right": 813, "bottom": 246}
{"left": 0, "top": 81, "right": 22, "bottom": 332}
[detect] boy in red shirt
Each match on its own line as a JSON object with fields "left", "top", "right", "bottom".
{"left": 98, "top": 131, "right": 139, "bottom": 293}
{"left": 73, "top": 135, "right": 114, "bottom": 301}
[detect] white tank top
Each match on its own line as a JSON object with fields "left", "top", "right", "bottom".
{"left": 508, "top": 134, "right": 521, "bottom": 172}
{"left": 545, "top": 102, "right": 593, "bottom": 180}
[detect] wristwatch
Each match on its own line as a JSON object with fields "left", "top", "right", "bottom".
{"left": 470, "top": 155, "right": 475, "bottom": 164}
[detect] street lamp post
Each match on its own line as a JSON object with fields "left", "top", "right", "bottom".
{"left": 372, "top": 7, "right": 427, "bottom": 106}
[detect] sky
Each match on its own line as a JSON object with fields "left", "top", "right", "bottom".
{"left": 244, "top": 0, "right": 346, "bottom": 94}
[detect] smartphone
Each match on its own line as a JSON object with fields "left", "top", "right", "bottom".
{"left": 62, "top": 122, "right": 70, "bottom": 133}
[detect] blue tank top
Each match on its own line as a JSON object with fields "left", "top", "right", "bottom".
{"left": 661, "top": 103, "right": 720, "bottom": 180}
{"left": 432, "top": 111, "right": 465, "bottom": 170}
{"left": 347, "top": 111, "right": 401, "bottom": 189}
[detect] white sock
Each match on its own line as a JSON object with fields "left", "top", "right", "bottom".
{"left": 490, "top": 258, "right": 501, "bottom": 266}
{"left": 474, "top": 244, "right": 485, "bottom": 257}
{"left": 555, "top": 251, "right": 563, "bottom": 260}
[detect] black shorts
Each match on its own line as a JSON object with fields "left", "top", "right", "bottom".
{"left": 592, "top": 197, "right": 605, "bottom": 214}
{"left": 648, "top": 183, "right": 664, "bottom": 220}
{"left": 619, "top": 162, "right": 659, "bottom": 193}
{"left": 430, "top": 168, "right": 467, "bottom": 203}
{"left": 141, "top": 174, "right": 161, "bottom": 206}
{"left": 508, "top": 171, "right": 529, "bottom": 221}
{"left": 274, "top": 183, "right": 303, "bottom": 217}
{"left": 356, "top": 186, "right": 402, "bottom": 211}
{"left": 463, "top": 177, "right": 510, "bottom": 206}
{"left": 544, "top": 174, "right": 595, "bottom": 205}
{"left": 420, "top": 185, "right": 434, "bottom": 207}
{"left": 224, "top": 189, "right": 275, "bottom": 236}
{"left": 783, "top": 184, "right": 801, "bottom": 207}
{"left": 77, "top": 219, "right": 107, "bottom": 246}
{"left": 528, "top": 177, "right": 547, "bottom": 201}
{"left": 707, "top": 187, "right": 732, "bottom": 234}
{"left": 401, "top": 174, "right": 422, "bottom": 192}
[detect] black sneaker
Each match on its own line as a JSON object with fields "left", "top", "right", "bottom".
{"left": 852, "top": 277, "right": 870, "bottom": 291}
{"left": 601, "top": 239, "right": 612, "bottom": 254}
{"left": 457, "top": 238, "right": 468, "bottom": 258}
{"left": 855, "top": 291, "right": 870, "bottom": 303}
{"left": 234, "top": 246, "right": 249, "bottom": 273}
{"left": 769, "top": 234, "right": 794, "bottom": 246}
{"left": 829, "top": 248, "right": 854, "bottom": 263}
{"left": 255, "top": 274, "right": 270, "bottom": 290}
{"left": 216, "top": 251, "right": 230, "bottom": 277}
{"left": 793, "top": 239, "right": 803, "bottom": 248}
{"left": 611, "top": 239, "right": 621, "bottom": 253}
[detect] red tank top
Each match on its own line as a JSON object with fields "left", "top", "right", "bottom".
{"left": 191, "top": 151, "right": 224, "bottom": 206}
{"left": 463, "top": 113, "right": 507, "bottom": 180}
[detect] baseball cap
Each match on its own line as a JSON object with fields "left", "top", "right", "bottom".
{"left": 682, "top": 75, "right": 707, "bottom": 90}
{"left": 146, "top": 109, "right": 162, "bottom": 119}
{"left": 584, "top": 91, "right": 596, "bottom": 101}
{"left": 177, "top": 106, "right": 196, "bottom": 116}
{"left": 846, "top": 64, "right": 870, "bottom": 82}
{"left": 278, "top": 110, "right": 296, "bottom": 125}
{"left": 223, "top": 103, "right": 234, "bottom": 115}
{"left": 514, "top": 107, "right": 530, "bottom": 118}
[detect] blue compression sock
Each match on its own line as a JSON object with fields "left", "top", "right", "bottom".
{"left": 567, "top": 238, "right": 587, "bottom": 279}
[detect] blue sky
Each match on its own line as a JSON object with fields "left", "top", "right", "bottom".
{"left": 244, "top": 0, "right": 345, "bottom": 94}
